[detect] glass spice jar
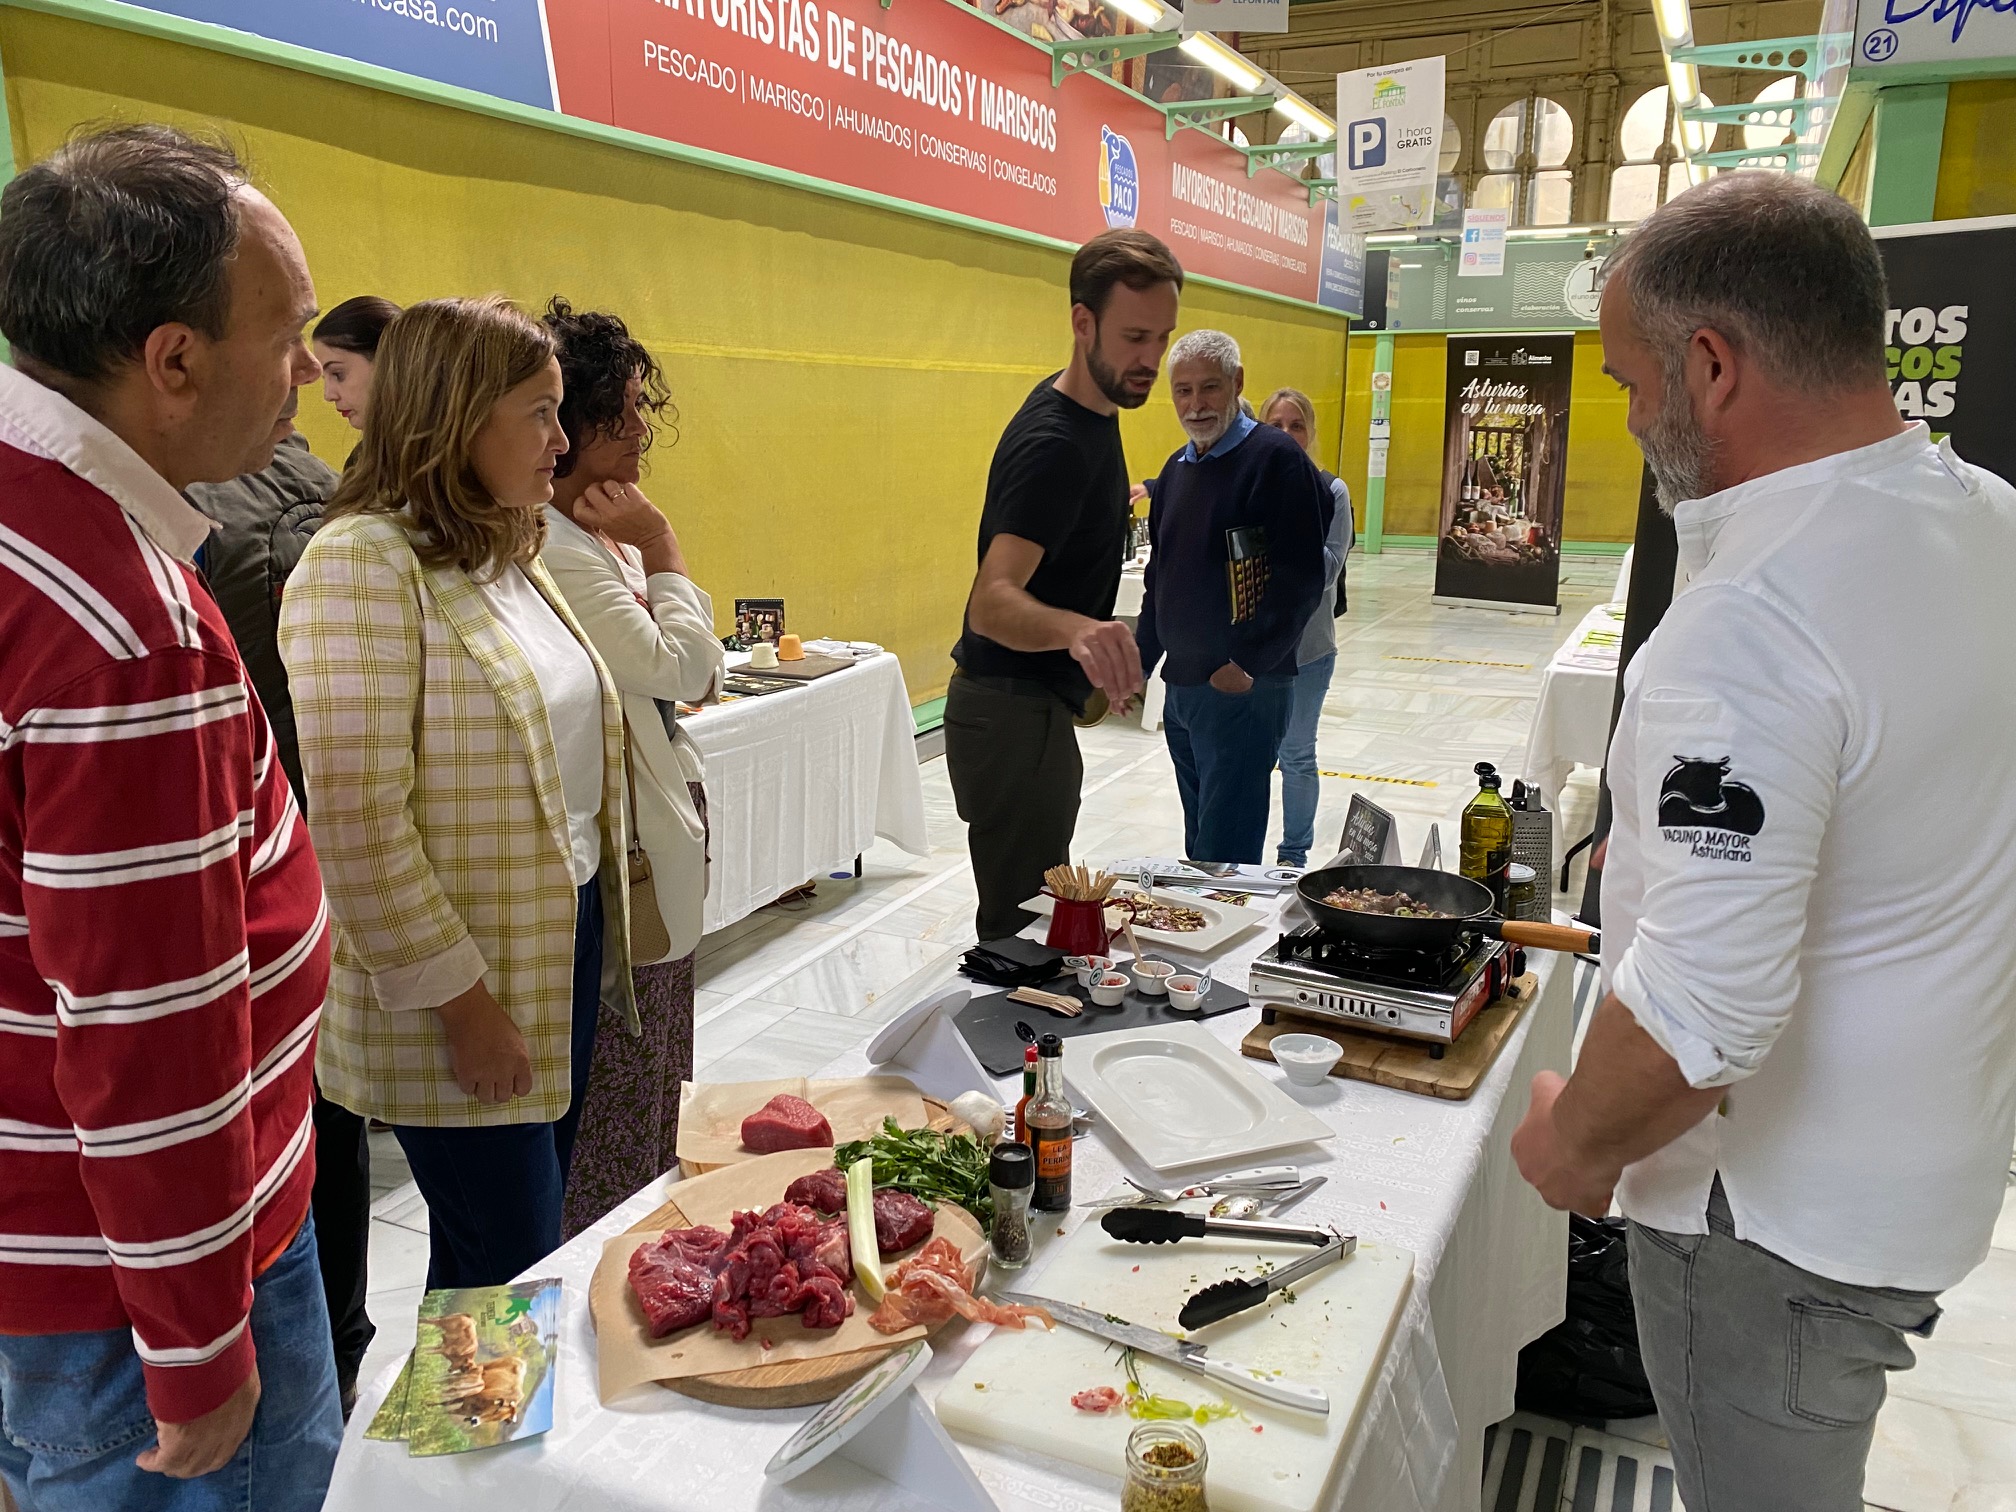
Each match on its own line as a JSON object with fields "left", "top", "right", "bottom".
{"left": 1121, "top": 1422, "right": 1209, "bottom": 1512}
{"left": 987, "top": 1143, "right": 1034, "bottom": 1269}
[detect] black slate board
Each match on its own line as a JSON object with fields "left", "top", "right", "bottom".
{"left": 954, "top": 971, "right": 1251, "bottom": 1076}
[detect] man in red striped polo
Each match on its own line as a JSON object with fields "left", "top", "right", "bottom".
{"left": 0, "top": 126, "right": 339, "bottom": 1509}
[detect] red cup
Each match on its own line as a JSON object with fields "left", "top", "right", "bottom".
{"left": 1044, "top": 894, "right": 1111, "bottom": 955}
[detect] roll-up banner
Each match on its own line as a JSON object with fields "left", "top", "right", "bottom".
{"left": 1432, "top": 333, "right": 1573, "bottom": 615}
{"left": 1872, "top": 216, "right": 2016, "bottom": 488}
{"left": 113, "top": 0, "right": 1359, "bottom": 312}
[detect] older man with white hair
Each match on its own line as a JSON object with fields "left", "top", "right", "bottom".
{"left": 1135, "top": 329, "right": 1330, "bottom": 862}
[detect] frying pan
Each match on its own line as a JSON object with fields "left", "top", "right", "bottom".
{"left": 1296, "top": 864, "right": 1599, "bottom": 955}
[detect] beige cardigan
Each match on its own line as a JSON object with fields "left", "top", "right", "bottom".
{"left": 279, "top": 513, "right": 634, "bottom": 1126}
{"left": 539, "top": 508, "right": 724, "bottom": 962}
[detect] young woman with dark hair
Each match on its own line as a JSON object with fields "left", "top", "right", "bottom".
{"left": 535, "top": 296, "right": 722, "bottom": 1237}
{"left": 311, "top": 294, "right": 401, "bottom": 433}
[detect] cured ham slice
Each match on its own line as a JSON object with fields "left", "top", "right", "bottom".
{"left": 867, "top": 1237, "right": 1055, "bottom": 1335}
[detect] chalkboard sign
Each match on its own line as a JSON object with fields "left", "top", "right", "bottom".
{"left": 1337, "top": 795, "right": 1400, "bottom": 867}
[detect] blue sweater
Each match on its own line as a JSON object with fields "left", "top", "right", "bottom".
{"left": 1136, "top": 420, "right": 1331, "bottom": 686}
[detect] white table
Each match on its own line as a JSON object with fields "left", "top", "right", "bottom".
{"left": 1519, "top": 603, "right": 1624, "bottom": 835}
{"left": 682, "top": 651, "right": 930, "bottom": 933}
{"left": 327, "top": 904, "right": 1574, "bottom": 1512}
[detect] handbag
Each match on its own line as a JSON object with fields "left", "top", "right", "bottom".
{"left": 620, "top": 715, "right": 674, "bottom": 964}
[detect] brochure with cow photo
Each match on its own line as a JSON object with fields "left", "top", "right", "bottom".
{"left": 364, "top": 1277, "right": 563, "bottom": 1456}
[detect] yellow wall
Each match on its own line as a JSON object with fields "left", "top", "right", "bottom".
{"left": 1337, "top": 329, "right": 1639, "bottom": 543}
{"left": 1935, "top": 79, "right": 2016, "bottom": 221}
{"left": 0, "top": 8, "right": 1348, "bottom": 702}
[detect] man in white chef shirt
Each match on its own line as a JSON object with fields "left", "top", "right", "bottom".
{"left": 1512, "top": 172, "right": 2016, "bottom": 1510}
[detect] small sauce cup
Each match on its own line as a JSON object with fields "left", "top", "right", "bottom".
{"left": 1074, "top": 955, "right": 1115, "bottom": 988}
{"left": 1165, "top": 975, "right": 1204, "bottom": 1012}
{"left": 1090, "top": 972, "right": 1130, "bottom": 1006}
{"left": 1132, "top": 960, "right": 1176, "bottom": 997}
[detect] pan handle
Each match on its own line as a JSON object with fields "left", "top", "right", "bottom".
{"left": 1494, "top": 920, "right": 1600, "bottom": 954}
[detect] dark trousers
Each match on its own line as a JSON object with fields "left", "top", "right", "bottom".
{"left": 309, "top": 1090, "right": 375, "bottom": 1401}
{"left": 1163, "top": 676, "right": 1296, "bottom": 864}
{"left": 945, "top": 673, "right": 1082, "bottom": 943}
{"left": 392, "top": 878, "right": 604, "bottom": 1290}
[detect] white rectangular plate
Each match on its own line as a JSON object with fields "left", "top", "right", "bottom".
{"left": 1064, "top": 1022, "right": 1333, "bottom": 1173}
{"left": 1018, "top": 885, "right": 1266, "bottom": 955}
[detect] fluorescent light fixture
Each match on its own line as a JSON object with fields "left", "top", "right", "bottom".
{"left": 1178, "top": 33, "right": 1265, "bottom": 93}
{"left": 1273, "top": 93, "right": 1335, "bottom": 139}
{"left": 1103, "top": 0, "right": 1167, "bottom": 27}
{"left": 1665, "top": 56, "right": 1702, "bottom": 108}
{"left": 1651, "top": 0, "right": 1694, "bottom": 47}
{"left": 1679, "top": 114, "right": 1712, "bottom": 154}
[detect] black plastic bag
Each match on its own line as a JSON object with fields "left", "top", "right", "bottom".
{"left": 1514, "top": 1214, "right": 1658, "bottom": 1424}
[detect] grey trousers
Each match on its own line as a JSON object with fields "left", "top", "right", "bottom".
{"left": 1628, "top": 1181, "right": 1942, "bottom": 1512}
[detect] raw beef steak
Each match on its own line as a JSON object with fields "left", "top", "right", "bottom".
{"left": 740, "top": 1094, "right": 834, "bottom": 1153}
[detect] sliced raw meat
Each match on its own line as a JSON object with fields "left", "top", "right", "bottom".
{"left": 1072, "top": 1386, "right": 1124, "bottom": 1413}
{"left": 784, "top": 1168, "right": 848, "bottom": 1213}
{"left": 871, "top": 1190, "right": 933, "bottom": 1255}
{"left": 628, "top": 1224, "right": 729, "bottom": 1336}
{"left": 627, "top": 1199, "right": 860, "bottom": 1344}
{"left": 867, "top": 1237, "right": 1054, "bottom": 1335}
{"left": 740, "top": 1094, "right": 833, "bottom": 1153}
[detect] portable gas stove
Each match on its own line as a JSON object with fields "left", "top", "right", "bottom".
{"left": 1246, "top": 927, "right": 1521, "bottom": 1049}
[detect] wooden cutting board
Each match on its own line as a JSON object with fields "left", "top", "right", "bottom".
{"left": 1240, "top": 972, "right": 1539, "bottom": 1101}
{"left": 938, "top": 1212, "right": 1413, "bottom": 1512}
{"left": 738, "top": 651, "right": 858, "bottom": 681}
{"left": 682, "top": 1097, "right": 964, "bottom": 1177}
{"left": 592, "top": 1140, "right": 982, "bottom": 1409}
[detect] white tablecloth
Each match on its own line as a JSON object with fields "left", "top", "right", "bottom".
{"left": 327, "top": 905, "right": 1574, "bottom": 1512}
{"left": 1519, "top": 603, "right": 1624, "bottom": 833}
{"left": 682, "top": 652, "right": 929, "bottom": 932}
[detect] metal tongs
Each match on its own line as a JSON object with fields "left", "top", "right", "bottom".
{"left": 1099, "top": 1207, "right": 1334, "bottom": 1248}
{"left": 1177, "top": 1233, "right": 1357, "bottom": 1330}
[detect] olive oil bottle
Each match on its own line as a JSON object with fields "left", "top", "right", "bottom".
{"left": 1460, "top": 761, "right": 1514, "bottom": 912}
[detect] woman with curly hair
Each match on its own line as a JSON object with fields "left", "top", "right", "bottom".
{"left": 536, "top": 297, "right": 723, "bottom": 1236}
{"left": 280, "top": 297, "right": 633, "bottom": 1286}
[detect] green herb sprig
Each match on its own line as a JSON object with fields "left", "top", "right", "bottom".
{"left": 835, "top": 1118, "right": 993, "bottom": 1228}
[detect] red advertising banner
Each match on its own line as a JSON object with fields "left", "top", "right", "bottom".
{"left": 544, "top": 0, "right": 1354, "bottom": 308}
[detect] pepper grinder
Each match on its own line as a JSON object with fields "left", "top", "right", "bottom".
{"left": 987, "top": 1143, "right": 1035, "bottom": 1269}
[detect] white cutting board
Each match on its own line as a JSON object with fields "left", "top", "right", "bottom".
{"left": 936, "top": 1212, "right": 1413, "bottom": 1512}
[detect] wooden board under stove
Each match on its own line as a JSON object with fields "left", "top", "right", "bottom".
{"left": 1242, "top": 973, "right": 1540, "bottom": 1100}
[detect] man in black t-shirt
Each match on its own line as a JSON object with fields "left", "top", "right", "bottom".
{"left": 949, "top": 229, "right": 1183, "bottom": 942}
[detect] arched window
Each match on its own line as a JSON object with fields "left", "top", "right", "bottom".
{"left": 1743, "top": 75, "right": 1800, "bottom": 149}
{"left": 1473, "top": 97, "right": 1574, "bottom": 226}
{"left": 1439, "top": 115, "right": 1462, "bottom": 176}
{"left": 1607, "top": 85, "right": 1714, "bottom": 223}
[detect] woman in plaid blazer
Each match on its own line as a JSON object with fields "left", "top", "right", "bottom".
{"left": 280, "top": 298, "right": 634, "bottom": 1289}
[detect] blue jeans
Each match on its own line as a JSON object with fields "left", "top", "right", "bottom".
{"left": 393, "top": 877, "right": 604, "bottom": 1290}
{"left": 0, "top": 1214, "right": 342, "bottom": 1512}
{"left": 1162, "top": 676, "right": 1297, "bottom": 864}
{"left": 1274, "top": 653, "right": 1336, "bottom": 867}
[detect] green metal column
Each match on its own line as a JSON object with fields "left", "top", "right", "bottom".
{"left": 1867, "top": 83, "right": 1948, "bottom": 226}
{"left": 1362, "top": 330, "right": 1394, "bottom": 554}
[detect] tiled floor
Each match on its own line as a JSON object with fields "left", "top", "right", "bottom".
{"left": 353, "top": 548, "right": 2014, "bottom": 1508}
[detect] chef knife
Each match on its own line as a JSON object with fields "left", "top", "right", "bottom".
{"left": 997, "top": 1292, "right": 1330, "bottom": 1416}
{"left": 1178, "top": 1233, "right": 1357, "bottom": 1331}
{"left": 1101, "top": 1208, "right": 1334, "bottom": 1247}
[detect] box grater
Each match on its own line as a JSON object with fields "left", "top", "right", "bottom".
{"left": 1510, "top": 801, "right": 1553, "bottom": 920}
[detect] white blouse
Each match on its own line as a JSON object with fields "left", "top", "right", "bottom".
{"left": 475, "top": 564, "right": 604, "bottom": 885}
